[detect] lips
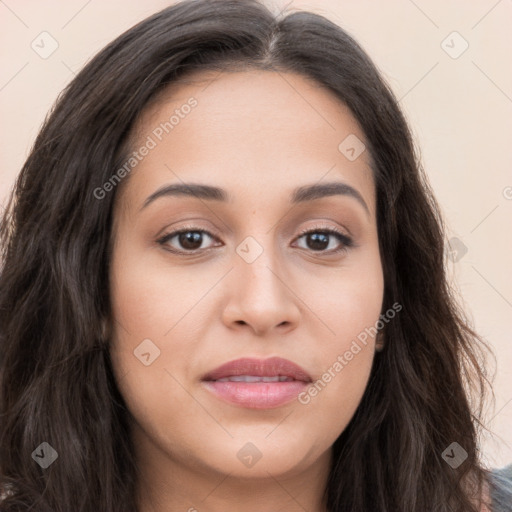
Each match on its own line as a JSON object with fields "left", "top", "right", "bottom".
{"left": 202, "top": 357, "right": 312, "bottom": 383}
{"left": 201, "top": 357, "right": 312, "bottom": 409}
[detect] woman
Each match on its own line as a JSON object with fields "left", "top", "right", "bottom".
{"left": 0, "top": 0, "right": 510, "bottom": 510}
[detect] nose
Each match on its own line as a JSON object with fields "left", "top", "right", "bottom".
{"left": 221, "top": 238, "right": 301, "bottom": 336}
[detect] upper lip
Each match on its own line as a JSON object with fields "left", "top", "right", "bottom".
{"left": 202, "top": 357, "right": 312, "bottom": 382}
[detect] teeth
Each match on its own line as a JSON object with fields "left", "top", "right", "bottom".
{"left": 215, "top": 375, "right": 294, "bottom": 383}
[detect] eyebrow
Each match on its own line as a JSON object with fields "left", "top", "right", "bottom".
{"left": 141, "top": 181, "right": 370, "bottom": 215}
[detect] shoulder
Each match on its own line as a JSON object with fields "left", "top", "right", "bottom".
{"left": 487, "top": 463, "right": 512, "bottom": 512}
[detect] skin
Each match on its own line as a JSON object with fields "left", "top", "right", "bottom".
{"left": 108, "top": 69, "right": 385, "bottom": 512}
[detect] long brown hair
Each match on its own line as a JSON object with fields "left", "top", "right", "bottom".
{"left": 0, "top": 0, "right": 494, "bottom": 510}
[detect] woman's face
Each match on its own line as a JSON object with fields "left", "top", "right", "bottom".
{"left": 109, "top": 70, "right": 384, "bottom": 483}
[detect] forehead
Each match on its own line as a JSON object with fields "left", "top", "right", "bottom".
{"left": 118, "top": 69, "right": 376, "bottom": 217}
{"left": 137, "top": 68, "right": 370, "bottom": 152}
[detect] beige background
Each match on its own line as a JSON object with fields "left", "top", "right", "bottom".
{"left": 1, "top": 0, "right": 511, "bottom": 468}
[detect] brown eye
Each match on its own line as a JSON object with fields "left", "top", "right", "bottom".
{"left": 295, "top": 226, "right": 354, "bottom": 254}
{"left": 156, "top": 225, "right": 354, "bottom": 256}
{"left": 157, "top": 228, "right": 219, "bottom": 253}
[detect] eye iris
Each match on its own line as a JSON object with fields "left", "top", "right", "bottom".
{"left": 163, "top": 229, "right": 343, "bottom": 253}
{"left": 307, "top": 232, "right": 329, "bottom": 251}
{"left": 179, "top": 231, "right": 203, "bottom": 250}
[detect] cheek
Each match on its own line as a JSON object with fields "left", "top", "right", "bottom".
{"left": 294, "top": 307, "right": 378, "bottom": 448}
{"left": 109, "top": 343, "right": 214, "bottom": 468}
{"left": 109, "top": 236, "right": 211, "bottom": 340}
{"left": 300, "top": 241, "right": 384, "bottom": 350}
{"left": 301, "top": 339, "right": 375, "bottom": 427}
{"left": 107, "top": 236, "right": 218, "bottom": 424}
{"left": 295, "top": 250, "right": 384, "bottom": 429}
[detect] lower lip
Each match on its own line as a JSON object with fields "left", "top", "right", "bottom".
{"left": 202, "top": 380, "right": 309, "bottom": 409}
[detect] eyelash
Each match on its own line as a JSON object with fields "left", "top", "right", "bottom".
{"left": 156, "top": 224, "right": 354, "bottom": 256}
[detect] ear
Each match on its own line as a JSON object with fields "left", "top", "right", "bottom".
{"left": 375, "top": 329, "right": 385, "bottom": 352}
{"left": 100, "top": 317, "right": 111, "bottom": 342}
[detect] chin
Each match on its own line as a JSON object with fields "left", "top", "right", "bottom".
{"left": 186, "top": 431, "right": 322, "bottom": 478}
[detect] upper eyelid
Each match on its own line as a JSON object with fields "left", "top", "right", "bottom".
{"left": 157, "top": 224, "right": 353, "bottom": 251}
{"left": 159, "top": 223, "right": 349, "bottom": 240}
